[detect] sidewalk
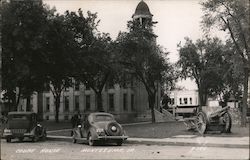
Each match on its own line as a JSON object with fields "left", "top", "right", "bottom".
{"left": 47, "top": 134, "right": 249, "bottom": 148}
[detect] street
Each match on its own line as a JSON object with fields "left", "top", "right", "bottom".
{"left": 1, "top": 139, "right": 249, "bottom": 160}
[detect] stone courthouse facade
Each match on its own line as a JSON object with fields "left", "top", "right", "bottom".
{"left": 18, "top": 1, "right": 161, "bottom": 121}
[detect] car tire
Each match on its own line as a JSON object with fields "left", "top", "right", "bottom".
{"left": 6, "top": 138, "right": 11, "bottom": 143}
{"left": 116, "top": 140, "right": 123, "bottom": 146}
{"left": 72, "top": 138, "right": 76, "bottom": 143}
{"left": 88, "top": 133, "right": 95, "bottom": 146}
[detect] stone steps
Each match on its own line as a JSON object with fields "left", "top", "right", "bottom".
{"left": 136, "top": 108, "right": 175, "bottom": 122}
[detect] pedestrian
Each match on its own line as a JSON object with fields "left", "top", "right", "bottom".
{"left": 71, "top": 111, "right": 81, "bottom": 136}
{"left": 71, "top": 111, "right": 81, "bottom": 128}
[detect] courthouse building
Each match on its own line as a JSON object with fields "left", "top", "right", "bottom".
{"left": 17, "top": 0, "right": 161, "bottom": 121}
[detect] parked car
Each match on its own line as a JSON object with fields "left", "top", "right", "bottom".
{"left": 72, "top": 112, "right": 128, "bottom": 146}
{"left": 3, "top": 112, "right": 46, "bottom": 142}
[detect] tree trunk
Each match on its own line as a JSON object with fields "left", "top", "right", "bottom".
{"left": 37, "top": 92, "right": 44, "bottom": 121}
{"left": 55, "top": 96, "right": 60, "bottom": 123}
{"left": 15, "top": 90, "right": 21, "bottom": 111}
{"left": 26, "top": 96, "right": 30, "bottom": 111}
{"left": 198, "top": 87, "right": 207, "bottom": 110}
{"left": 241, "top": 67, "right": 249, "bottom": 127}
{"left": 148, "top": 94, "right": 156, "bottom": 123}
{"left": 96, "top": 91, "right": 104, "bottom": 111}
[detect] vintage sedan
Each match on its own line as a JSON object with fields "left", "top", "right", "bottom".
{"left": 3, "top": 112, "right": 47, "bottom": 142}
{"left": 72, "top": 112, "right": 128, "bottom": 146}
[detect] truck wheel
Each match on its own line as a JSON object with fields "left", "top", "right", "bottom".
{"left": 6, "top": 138, "right": 11, "bottom": 143}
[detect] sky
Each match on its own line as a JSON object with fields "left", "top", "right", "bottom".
{"left": 44, "top": 0, "right": 227, "bottom": 90}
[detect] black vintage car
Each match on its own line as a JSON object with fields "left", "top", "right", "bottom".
{"left": 72, "top": 112, "right": 128, "bottom": 146}
{"left": 3, "top": 112, "right": 46, "bottom": 142}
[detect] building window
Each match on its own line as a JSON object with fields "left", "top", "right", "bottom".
{"left": 30, "top": 97, "right": 33, "bottom": 111}
{"left": 179, "top": 98, "right": 182, "bottom": 105}
{"left": 184, "top": 98, "right": 188, "bottom": 104}
{"left": 108, "top": 94, "right": 114, "bottom": 111}
{"left": 75, "top": 96, "right": 79, "bottom": 111}
{"left": 46, "top": 97, "right": 50, "bottom": 112}
{"left": 85, "top": 95, "right": 90, "bottom": 111}
{"left": 64, "top": 115, "right": 69, "bottom": 120}
{"left": 64, "top": 96, "right": 69, "bottom": 112}
{"left": 123, "top": 93, "right": 128, "bottom": 111}
{"left": 46, "top": 115, "right": 49, "bottom": 120}
{"left": 75, "top": 81, "right": 80, "bottom": 91}
{"left": 171, "top": 98, "right": 175, "bottom": 105}
{"left": 131, "top": 94, "right": 135, "bottom": 111}
{"left": 190, "top": 98, "right": 192, "bottom": 105}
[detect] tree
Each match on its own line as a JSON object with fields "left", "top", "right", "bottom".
{"left": 116, "top": 20, "right": 175, "bottom": 123}
{"left": 1, "top": 0, "right": 51, "bottom": 111}
{"left": 177, "top": 37, "right": 228, "bottom": 108}
{"left": 201, "top": 0, "right": 250, "bottom": 126}
{"left": 43, "top": 13, "right": 77, "bottom": 122}
{"left": 64, "top": 10, "right": 113, "bottom": 111}
{"left": 75, "top": 33, "right": 115, "bottom": 111}
{"left": 219, "top": 40, "right": 244, "bottom": 105}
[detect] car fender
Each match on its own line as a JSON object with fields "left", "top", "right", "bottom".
{"left": 30, "top": 127, "right": 37, "bottom": 136}
{"left": 88, "top": 127, "right": 99, "bottom": 140}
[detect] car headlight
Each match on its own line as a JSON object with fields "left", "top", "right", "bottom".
{"left": 96, "top": 128, "right": 104, "bottom": 133}
{"left": 4, "top": 129, "right": 11, "bottom": 133}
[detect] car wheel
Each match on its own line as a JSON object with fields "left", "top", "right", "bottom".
{"left": 18, "top": 137, "right": 24, "bottom": 142}
{"left": 6, "top": 138, "right": 11, "bottom": 143}
{"left": 72, "top": 138, "right": 76, "bottom": 143}
{"left": 88, "top": 133, "right": 95, "bottom": 146}
{"left": 116, "top": 140, "right": 123, "bottom": 146}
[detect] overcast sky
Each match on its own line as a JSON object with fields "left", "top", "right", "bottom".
{"left": 44, "top": 0, "right": 227, "bottom": 90}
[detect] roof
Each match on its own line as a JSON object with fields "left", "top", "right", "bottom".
{"left": 8, "top": 112, "right": 36, "bottom": 115}
{"left": 89, "top": 112, "right": 114, "bottom": 117}
{"left": 133, "top": 0, "right": 153, "bottom": 18}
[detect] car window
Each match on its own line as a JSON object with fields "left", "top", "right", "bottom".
{"left": 9, "top": 115, "right": 29, "bottom": 120}
{"left": 94, "top": 115, "right": 114, "bottom": 122}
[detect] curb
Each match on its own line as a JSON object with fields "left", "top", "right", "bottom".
{"left": 46, "top": 136, "right": 249, "bottom": 149}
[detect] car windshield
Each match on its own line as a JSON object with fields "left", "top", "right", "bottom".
{"left": 94, "top": 115, "right": 114, "bottom": 122}
{"left": 9, "top": 115, "right": 29, "bottom": 120}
